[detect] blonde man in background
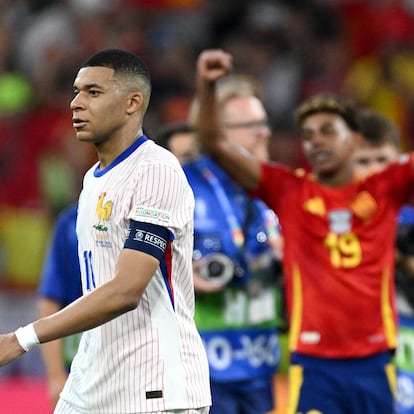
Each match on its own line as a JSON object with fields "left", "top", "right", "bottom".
{"left": 184, "top": 74, "right": 285, "bottom": 414}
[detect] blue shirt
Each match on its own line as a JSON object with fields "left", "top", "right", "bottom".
{"left": 38, "top": 203, "right": 82, "bottom": 368}
{"left": 399, "top": 205, "right": 414, "bottom": 225}
{"left": 183, "top": 156, "right": 281, "bottom": 382}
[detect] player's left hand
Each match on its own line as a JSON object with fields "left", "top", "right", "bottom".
{"left": 0, "top": 332, "right": 26, "bottom": 366}
{"left": 197, "top": 49, "right": 233, "bottom": 83}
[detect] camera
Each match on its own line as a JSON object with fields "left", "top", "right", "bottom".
{"left": 198, "top": 253, "right": 235, "bottom": 288}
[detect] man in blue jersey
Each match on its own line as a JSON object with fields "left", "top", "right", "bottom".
{"left": 37, "top": 203, "right": 82, "bottom": 408}
{"left": 183, "top": 75, "right": 284, "bottom": 414}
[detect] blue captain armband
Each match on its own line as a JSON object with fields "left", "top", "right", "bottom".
{"left": 124, "top": 220, "right": 170, "bottom": 261}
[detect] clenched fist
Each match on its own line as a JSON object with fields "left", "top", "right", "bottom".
{"left": 196, "top": 49, "right": 233, "bottom": 83}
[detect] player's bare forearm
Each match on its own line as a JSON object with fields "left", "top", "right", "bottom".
{"left": 34, "top": 280, "right": 131, "bottom": 344}
{"left": 196, "top": 49, "right": 261, "bottom": 191}
{"left": 196, "top": 50, "right": 229, "bottom": 154}
{"left": 0, "top": 250, "right": 158, "bottom": 368}
{"left": 0, "top": 285, "right": 126, "bottom": 367}
{"left": 35, "top": 250, "right": 158, "bottom": 344}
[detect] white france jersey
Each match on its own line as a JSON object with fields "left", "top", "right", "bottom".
{"left": 58, "top": 136, "right": 211, "bottom": 413}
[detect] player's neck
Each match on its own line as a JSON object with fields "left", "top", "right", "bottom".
{"left": 95, "top": 128, "right": 143, "bottom": 169}
{"left": 316, "top": 167, "right": 355, "bottom": 188}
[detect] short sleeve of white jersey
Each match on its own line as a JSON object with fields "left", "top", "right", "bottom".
{"left": 129, "top": 161, "right": 194, "bottom": 237}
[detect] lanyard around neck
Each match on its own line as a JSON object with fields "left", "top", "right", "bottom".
{"left": 199, "top": 161, "right": 245, "bottom": 250}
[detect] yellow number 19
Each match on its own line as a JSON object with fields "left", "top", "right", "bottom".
{"left": 324, "top": 232, "right": 362, "bottom": 268}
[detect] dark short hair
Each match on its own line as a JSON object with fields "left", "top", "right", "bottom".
{"left": 82, "top": 49, "right": 151, "bottom": 85}
{"left": 294, "top": 93, "right": 360, "bottom": 132}
{"left": 155, "top": 122, "right": 196, "bottom": 150}
{"left": 357, "top": 109, "right": 400, "bottom": 148}
{"left": 82, "top": 48, "right": 152, "bottom": 111}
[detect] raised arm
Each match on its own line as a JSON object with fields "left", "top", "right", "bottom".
{"left": 196, "top": 49, "right": 262, "bottom": 191}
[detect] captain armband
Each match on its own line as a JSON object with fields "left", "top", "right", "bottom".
{"left": 124, "top": 220, "right": 170, "bottom": 262}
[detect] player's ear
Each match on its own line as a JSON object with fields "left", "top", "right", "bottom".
{"left": 126, "top": 92, "right": 143, "bottom": 115}
{"left": 352, "top": 131, "right": 363, "bottom": 148}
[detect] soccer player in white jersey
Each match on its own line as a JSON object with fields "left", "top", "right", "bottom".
{"left": 0, "top": 49, "right": 211, "bottom": 414}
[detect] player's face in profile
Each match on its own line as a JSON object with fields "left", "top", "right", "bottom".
{"left": 300, "top": 112, "right": 358, "bottom": 175}
{"left": 70, "top": 66, "right": 129, "bottom": 144}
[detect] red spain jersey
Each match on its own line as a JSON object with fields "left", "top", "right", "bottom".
{"left": 253, "top": 154, "right": 414, "bottom": 358}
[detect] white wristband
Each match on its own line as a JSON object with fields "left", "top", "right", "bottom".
{"left": 15, "top": 323, "right": 40, "bottom": 352}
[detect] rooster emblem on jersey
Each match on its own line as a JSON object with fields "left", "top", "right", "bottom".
{"left": 93, "top": 192, "right": 113, "bottom": 231}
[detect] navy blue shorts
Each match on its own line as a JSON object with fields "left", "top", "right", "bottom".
{"left": 289, "top": 351, "right": 396, "bottom": 414}
{"left": 209, "top": 376, "right": 274, "bottom": 414}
